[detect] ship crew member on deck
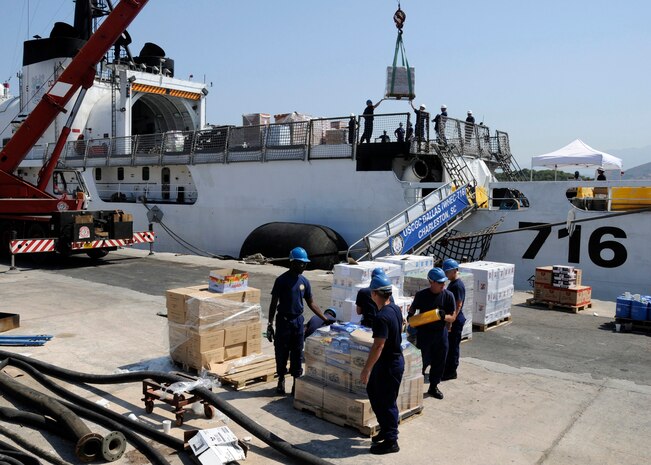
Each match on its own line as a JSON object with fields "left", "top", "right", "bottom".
{"left": 408, "top": 267, "right": 456, "bottom": 399}
{"left": 360, "top": 274, "right": 404, "bottom": 455}
{"left": 268, "top": 247, "right": 329, "bottom": 395}
{"left": 442, "top": 259, "right": 466, "bottom": 381}
{"left": 433, "top": 104, "right": 448, "bottom": 143}
{"left": 410, "top": 101, "right": 429, "bottom": 150}
{"left": 360, "top": 99, "right": 383, "bottom": 144}
{"left": 348, "top": 113, "right": 357, "bottom": 144}
{"left": 465, "top": 110, "right": 475, "bottom": 143}
{"left": 596, "top": 167, "right": 606, "bottom": 181}
{"left": 304, "top": 307, "right": 337, "bottom": 339}
{"left": 379, "top": 130, "right": 391, "bottom": 143}
{"left": 356, "top": 268, "right": 395, "bottom": 328}
{"left": 394, "top": 123, "right": 405, "bottom": 143}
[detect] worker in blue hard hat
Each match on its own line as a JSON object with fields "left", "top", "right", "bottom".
{"left": 268, "top": 247, "right": 329, "bottom": 395}
{"left": 304, "top": 307, "right": 337, "bottom": 340}
{"left": 356, "top": 268, "right": 395, "bottom": 328}
{"left": 407, "top": 267, "right": 456, "bottom": 400}
{"left": 360, "top": 273, "right": 404, "bottom": 455}
{"left": 359, "top": 98, "right": 384, "bottom": 144}
{"left": 441, "top": 258, "right": 466, "bottom": 381}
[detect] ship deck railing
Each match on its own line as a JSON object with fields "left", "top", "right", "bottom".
{"left": 19, "top": 113, "right": 511, "bottom": 169}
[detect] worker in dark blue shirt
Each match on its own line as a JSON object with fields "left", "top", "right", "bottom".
{"left": 360, "top": 274, "right": 404, "bottom": 455}
{"left": 408, "top": 267, "right": 456, "bottom": 399}
{"left": 268, "top": 247, "right": 328, "bottom": 395}
{"left": 442, "top": 259, "right": 467, "bottom": 381}
{"left": 360, "top": 99, "right": 383, "bottom": 143}
{"left": 356, "top": 268, "right": 395, "bottom": 328}
{"left": 304, "top": 307, "right": 337, "bottom": 339}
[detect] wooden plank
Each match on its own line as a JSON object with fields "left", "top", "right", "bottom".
{"left": 473, "top": 315, "right": 512, "bottom": 332}
{"left": 526, "top": 298, "right": 592, "bottom": 313}
{"left": 0, "top": 313, "right": 20, "bottom": 333}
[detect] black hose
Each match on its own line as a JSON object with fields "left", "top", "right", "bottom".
{"left": 0, "top": 407, "right": 66, "bottom": 438}
{"left": 4, "top": 357, "right": 183, "bottom": 450}
{"left": 0, "top": 440, "right": 41, "bottom": 465}
{"left": 2, "top": 358, "right": 173, "bottom": 465}
{"left": 0, "top": 370, "right": 103, "bottom": 462}
{"left": 0, "top": 351, "right": 334, "bottom": 465}
{"left": 0, "top": 455, "right": 23, "bottom": 465}
{"left": 0, "top": 424, "right": 68, "bottom": 465}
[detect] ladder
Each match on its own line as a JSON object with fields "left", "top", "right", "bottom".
{"left": 493, "top": 130, "right": 526, "bottom": 181}
{"left": 347, "top": 182, "right": 477, "bottom": 261}
{"left": 433, "top": 142, "right": 476, "bottom": 192}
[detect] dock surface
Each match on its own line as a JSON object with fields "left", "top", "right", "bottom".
{"left": 1, "top": 249, "right": 650, "bottom": 465}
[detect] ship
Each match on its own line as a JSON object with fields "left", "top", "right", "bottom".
{"left": 1, "top": 1, "right": 650, "bottom": 300}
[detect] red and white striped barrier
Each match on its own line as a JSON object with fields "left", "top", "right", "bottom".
{"left": 10, "top": 231, "right": 155, "bottom": 254}
{"left": 9, "top": 239, "right": 56, "bottom": 255}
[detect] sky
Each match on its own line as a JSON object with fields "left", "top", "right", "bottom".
{"left": 1, "top": 0, "right": 650, "bottom": 168}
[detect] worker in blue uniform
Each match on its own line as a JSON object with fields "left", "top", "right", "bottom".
{"left": 408, "top": 267, "right": 456, "bottom": 399}
{"left": 267, "top": 247, "right": 329, "bottom": 395}
{"left": 355, "top": 268, "right": 394, "bottom": 328}
{"left": 360, "top": 274, "right": 404, "bottom": 455}
{"left": 304, "top": 307, "right": 337, "bottom": 339}
{"left": 442, "top": 259, "right": 466, "bottom": 381}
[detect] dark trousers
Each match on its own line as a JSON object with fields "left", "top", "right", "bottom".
{"left": 420, "top": 327, "right": 448, "bottom": 385}
{"left": 274, "top": 315, "right": 304, "bottom": 378}
{"left": 360, "top": 124, "right": 373, "bottom": 143}
{"left": 366, "top": 356, "right": 404, "bottom": 442}
{"left": 444, "top": 320, "right": 464, "bottom": 377}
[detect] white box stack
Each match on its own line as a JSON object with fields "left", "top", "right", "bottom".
{"left": 376, "top": 254, "right": 434, "bottom": 277}
{"left": 552, "top": 265, "right": 577, "bottom": 288}
{"left": 331, "top": 261, "right": 402, "bottom": 322}
{"left": 459, "top": 271, "right": 474, "bottom": 340}
{"left": 459, "top": 261, "right": 514, "bottom": 326}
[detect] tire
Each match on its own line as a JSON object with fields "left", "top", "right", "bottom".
{"left": 86, "top": 249, "right": 109, "bottom": 259}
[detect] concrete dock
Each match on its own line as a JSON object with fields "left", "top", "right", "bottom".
{"left": 1, "top": 249, "right": 650, "bottom": 465}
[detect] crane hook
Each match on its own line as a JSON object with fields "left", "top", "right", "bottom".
{"left": 393, "top": 5, "right": 406, "bottom": 31}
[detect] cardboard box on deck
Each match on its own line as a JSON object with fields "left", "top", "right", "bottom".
{"left": 224, "top": 343, "right": 246, "bottom": 361}
{"left": 247, "top": 322, "right": 261, "bottom": 340}
{"left": 208, "top": 268, "right": 249, "bottom": 293}
{"left": 534, "top": 283, "right": 560, "bottom": 303}
{"left": 321, "top": 386, "right": 376, "bottom": 426}
{"left": 224, "top": 326, "right": 248, "bottom": 346}
{"left": 185, "top": 296, "right": 260, "bottom": 329}
{"left": 325, "top": 365, "right": 352, "bottom": 391}
{"left": 185, "top": 347, "right": 225, "bottom": 368}
{"left": 188, "top": 328, "right": 225, "bottom": 353}
{"left": 558, "top": 285, "right": 592, "bottom": 306}
{"left": 246, "top": 338, "right": 262, "bottom": 355}
{"left": 166, "top": 287, "right": 261, "bottom": 324}
{"left": 535, "top": 266, "right": 554, "bottom": 285}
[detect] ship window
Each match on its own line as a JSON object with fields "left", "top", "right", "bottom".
{"left": 2, "top": 138, "right": 9, "bottom": 147}
{"left": 95, "top": 168, "right": 102, "bottom": 181}
{"left": 142, "top": 166, "right": 150, "bottom": 181}
{"left": 118, "top": 167, "right": 124, "bottom": 181}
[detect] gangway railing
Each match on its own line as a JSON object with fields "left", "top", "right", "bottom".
{"left": 347, "top": 182, "right": 477, "bottom": 261}
{"left": 492, "top": 130, "right": 526, "bottom": 181}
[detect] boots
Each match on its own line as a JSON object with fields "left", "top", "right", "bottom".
{"left": 276, "top": 377, "right": 285, "bottom": 395}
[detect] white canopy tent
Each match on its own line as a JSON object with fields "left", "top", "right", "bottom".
{"left": 531, "top": 139, "right": 623, "bottom": 180}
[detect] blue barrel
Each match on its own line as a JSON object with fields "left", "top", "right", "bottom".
{"left": 630, "top": 300, "right": 648, "bottom": 321}
{"left": 615, "top": 296, "right": 632, "bottom": 319}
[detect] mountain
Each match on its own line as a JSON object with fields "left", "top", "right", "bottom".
{"left": 608, "top": 145, "right": 651, "bottom": 175}
{"left": 621, "top": 161, "right": 651, "bottom": 180}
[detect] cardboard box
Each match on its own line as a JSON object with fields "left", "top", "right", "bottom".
{"left": 294, "top": 377, "right": 325, "bottom": 408}
{"left": 534, "top": 266, "right": 554, "bottom": 285}
{"left": 224, "top": 343, "right": 246, "bottom": 361}
{"left": 558, "top": 285, "right": 592, "bottom": 306}
{"left": 186, "top": 347, "right": 225, "bottom": 368}
{"left": 247, "top": 322, "right": 261, "bottom": 340}
{"left": 224, "top": 325, "right": 248, "bottom": 346}
{"left": 168, "top": 326, "right": 188, "bottom": 362}
{"left": 188, "top": 426, "right": 246, "bottom": 465}
{"left": 186, "top": 297, "right": 260, "bottom": 329}
{"left": 187, "top": 328, "right": 225, "bottom": 353}
{"left": 304, "top": 336, "right": 327, "bottom": 359}
{"left": 325, "top": 365, "right": 352, "bottom": 391}
{"left": 246, "top": 338, "right": 262, "bottom": 355}
{"left": 208, "top": 268, "right": 249, "bottom": 293}
{"left": 347, "top": 397, "right": 375, "bottom": 426}
{"left": 187, "top": 285, "right": 261, "bottom": 304}
{"left": 323, "top": 389, "right": 349, "bottom": 418}
{"left": 534, "top": 283, "right": 560, "bottom": 303}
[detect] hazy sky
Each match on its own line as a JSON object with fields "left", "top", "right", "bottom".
{"left": 1, "top": 0, "right": 650, "bottom": 167}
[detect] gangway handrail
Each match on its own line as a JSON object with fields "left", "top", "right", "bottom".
{"left": 347, "top": 181, "right": 474, "bottom": 261}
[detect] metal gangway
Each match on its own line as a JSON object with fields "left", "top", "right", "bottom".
{"left": 492, "top": 130, "right": 526, "bottom": 181}
{"left": 347, "top": 182, "right": 478, "bottom": 261}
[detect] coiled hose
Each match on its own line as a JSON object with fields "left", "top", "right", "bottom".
{"left": 0, "top": 351, "right": 334, "bottom": 465}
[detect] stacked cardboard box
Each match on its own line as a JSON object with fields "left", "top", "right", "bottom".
{"left": 534, "top": 265, "right": 591, "bottom": 306}
{"left": 330, "top": 261, "right": 405, "bottom": 322}
{"left": 296, "top": 323, "right": 424, "bottom": 429}
{"left": 166, "top": 286, "right": 262, "bottom": 370}
{"left": 459, "top": 261, "right": 514, "bottom": 325}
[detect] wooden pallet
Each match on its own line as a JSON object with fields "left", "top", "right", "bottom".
{"left": 473, "top": 315, "right": 512, "bottom": 332}
{"left": 615, "top": 317, "right": 651, "bottom": 333}
{"left": 294, "top": 398, "right": 423, "bottom": 436}
{"left": 526, "top": 298, "right": 592, "bottom": 313}
{"left": 213, "top": 355, "right": 278, "bottom": 391}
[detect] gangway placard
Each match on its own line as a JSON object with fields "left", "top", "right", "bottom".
{"left": 348, "top": 182, "right": 475, "bottom": 261}
{"left": 389, "top": 188, "right": 470, "bottom": 255}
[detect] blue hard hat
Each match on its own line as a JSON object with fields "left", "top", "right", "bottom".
{"left": 289, "top": 247, "right": 310, "bottom": 262}
{"left": 324, "top": 308, "right": 337, "bottom": 319}
{"left": 370, "top": 274, "right": 392, "bottom": 291}
{"left": 427, "top": 267, "right": 447, "bottom": 283}
{"left": 371, "top": 267, "right": 386, "bottom": 278}
{"left": 442, "top": 259, "right": 460, "bottom": 272}
{"left": 366, "top": 99, "right": 373, "bottom": 105}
